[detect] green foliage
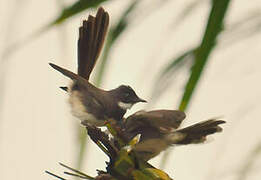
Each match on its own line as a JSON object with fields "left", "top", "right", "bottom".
{"left": 6, "top": 0, "right": 258, "bottom": 178}
{"left": 132, "top": 168, "right": 171, "bottom": 180}
{"left": 179, "top": 0, "right": 231, "bottom": 111}
{"left": 46, "top": 123, "right": 173, "bottom": 179}
{"left": 160, "top": 0, "right": 231, "bottom": 168}
{"left": 52, "top": 0, "right": 109, "bottom": 25}
{"left": 102, "top": 124, "right": 172, "bottom": 179}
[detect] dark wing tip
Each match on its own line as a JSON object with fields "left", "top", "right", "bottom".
{"left": 211, "top": 119, "right": 226, "bottom": 126}
{"left": 204, "top": 119, "right": 226, "bottom": 133}
{"left": 49, "top": 62, "right": 59, "bottom": 70}
{"left": 60, "top": 86, "right": 68, "bottom": 92}
{"left": 217, "top": 120, "right": 226, "bottom": 124}
{"left": 49, "top": 62, "right": 79, "bottom": 81}
{"left": 49, "top": 62, "right": 66, "bottom": 73}
{"left": 215, "top": 120, "right": 226, "bottom": 132}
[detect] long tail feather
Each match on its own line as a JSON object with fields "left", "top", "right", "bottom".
{"left": 169, "top": 119, "right": 226, "bottom": 145}
{"left": 78, "top": 7, "right": 109, "bottom": 80}
{"left": 49, "top": 63, "right": 87, "bottom": 85}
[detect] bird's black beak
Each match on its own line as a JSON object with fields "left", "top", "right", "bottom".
{"left": 135, "top": 97, "right": 147, "bottom": 103}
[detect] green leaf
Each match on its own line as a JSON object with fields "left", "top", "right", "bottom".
{"left": 132, "top": 168, "right": 172, "bottom": 180}
{"left": 52, "top": 0, "right": 109, "bottom": 25}
{"left": 132, "top": 170, "right": 152, "bottom": 180}
{"left": 59, "top": 162, "right": 95, "bottom": 180}
{"left": 114, "top": 148, "right": 135, "bottom": 177}
{"left": 142, "top": 168, "right": 172, "bottom": 180}
{"left": 160, "top": 0, "right": 231, "bottom": 169}
{"left": 179, "top": 0, "right": 231, "bottom": 111}
{"left": 106, "top": 122, "right": 125, "bottom": 147}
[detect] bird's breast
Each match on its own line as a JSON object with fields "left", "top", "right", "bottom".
{"left": 68, "top": 90, "right": 104, "bottom": 126}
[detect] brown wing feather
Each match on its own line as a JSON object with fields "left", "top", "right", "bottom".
{"left": 78, "top": 7, "right": 109, "bottom": 80}
{"left": 124, "top": 110, "right": 186, "bottom": 133}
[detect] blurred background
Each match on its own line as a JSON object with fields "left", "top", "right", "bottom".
{"left": 0, "top": 0, "right": 261, "bottom": 179}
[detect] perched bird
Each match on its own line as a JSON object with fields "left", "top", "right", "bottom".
{"left": 122, "top": 110, "right": 225, "bottom": 161}
{"left": 49, "top": 8, "right": 146, "bottom": 126}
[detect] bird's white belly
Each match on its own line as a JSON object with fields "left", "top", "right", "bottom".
{"left": 68, "top": 90, "right": 104, "bottom": 126}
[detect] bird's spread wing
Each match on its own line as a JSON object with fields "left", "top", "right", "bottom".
{"left": 78, "top": 7, "right": 109, "bottom": 80}
{"left": 125, "top": 110, "right": 186, "bottom": 133}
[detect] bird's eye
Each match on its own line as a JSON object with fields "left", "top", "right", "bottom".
{"left": 124, "top": 92, "right": 130, "bottom": 98}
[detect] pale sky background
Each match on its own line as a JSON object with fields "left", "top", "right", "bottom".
{"left": 0, "top": 0, "right": 261, "bottom": 180}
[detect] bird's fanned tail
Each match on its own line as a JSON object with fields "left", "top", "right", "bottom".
{"left": 168, "top": 119, "right": 226, "bottom": 145}
{"left": 78, "top": 7, "right": 109, "bottom": 80}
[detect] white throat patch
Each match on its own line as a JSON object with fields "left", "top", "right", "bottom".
{"left": 118, "top": 101, "right": 133, "bottom": 110}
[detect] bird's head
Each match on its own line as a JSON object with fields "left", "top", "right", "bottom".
{"left": 112, "top": 85, "right": 147, "bottom": 110}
